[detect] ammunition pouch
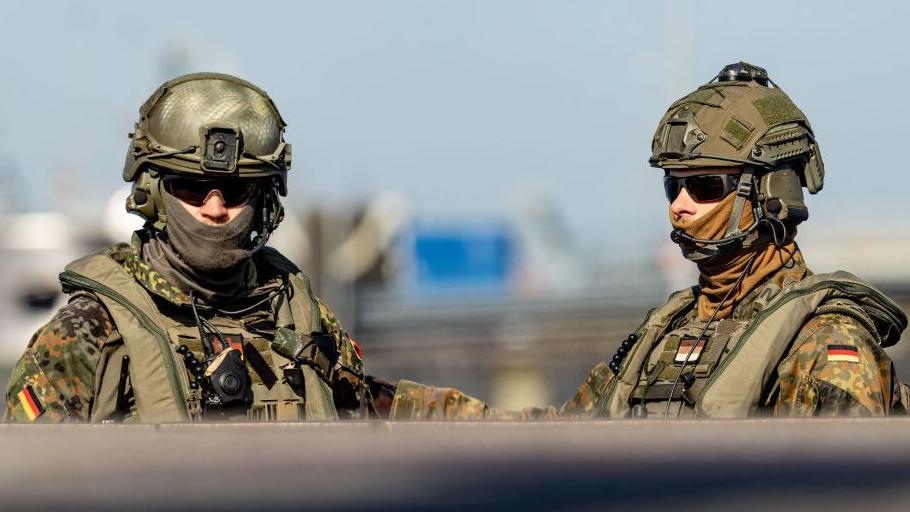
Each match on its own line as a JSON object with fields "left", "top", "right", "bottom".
{"left": 270, "top": 328, "right": 340, "bottom": 383}
{"left": 268, "top": 327, "right": 340, "bottom": 420}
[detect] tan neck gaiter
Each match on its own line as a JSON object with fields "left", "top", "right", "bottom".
{"left": 669, "top": 194, "right": 799, "bottom": 321}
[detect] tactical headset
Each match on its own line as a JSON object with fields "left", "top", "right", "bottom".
{"left": 652, "top": 62, "right": 825, "bottom": 262}
{"left": 122, "top": 73, "right": 291, "bottom": 252}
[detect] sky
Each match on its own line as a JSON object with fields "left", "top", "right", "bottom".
{"left": 0, "top": 0, "right": 907, "bottom": 254}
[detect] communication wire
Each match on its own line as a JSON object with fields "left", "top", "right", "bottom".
{"left": 189, "top": 291, "right": 227, "bottom": 354}
{"left": 663, "top": 252, "right": 759, "bottom": 418}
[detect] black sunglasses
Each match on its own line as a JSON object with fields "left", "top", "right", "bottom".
{"left": 163, "top": 176, "right": 262, "bottom": 207}
{"left": 663, "top": 173, "right": 740, "bottom": 203}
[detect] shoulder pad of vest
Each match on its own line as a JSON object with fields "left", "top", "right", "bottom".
{"left": 786, "top": 271, "right": 907, "bottom": 348}
{"left": 661, "top": 285, "right": 699, "bottom": 308}
{"left": 253, "top": 246, "right": 301, "bottom": 275}
{"left": 64, "top": 243, "right": 132, "bottom": 272}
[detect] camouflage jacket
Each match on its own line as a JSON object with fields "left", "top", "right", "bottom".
{"left": 390, "top": 261, "right": 907, "bottom": 419}
{"left": 4, "top": 247, "right": 387, "bottom": 423}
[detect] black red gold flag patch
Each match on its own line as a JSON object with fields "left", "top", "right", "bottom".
{"left": 675, "top": 337, "right": 705, "bottom": 364}
{"left": 350, "top": 337, "right": 363, "bottom": 358}
{"left": 827, "top": 344, "right": 860, "bottom": 364}
{"left": 17, "top": 385, "right": 44, "bottom": 421}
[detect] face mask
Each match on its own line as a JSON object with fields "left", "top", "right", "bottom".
{"left": 163, "top": 190, "right": 256, "bottom": 272}
{"left": 669, "top": 193, "right": 747, "bottom": 263}
{"left": 141, "top": 190, "right": 258, "bottom": 304}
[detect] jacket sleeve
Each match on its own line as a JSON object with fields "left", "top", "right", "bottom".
{"left": 314, "top": 297, "right": 374, "bottom": 418}
{"left": 774, "top": 312, "right": 893, "bottom": 417}
{"left": 388, "top": 380, "right": 489, "bottom": 420}
{"left": 387, "top": 380, "right": 558, "bottom": 420}
{"left": 558, "top": 362, "right": 614, "bottom": 418}
{"left": 5, "top": 295, "right": 114, "bottom": 423}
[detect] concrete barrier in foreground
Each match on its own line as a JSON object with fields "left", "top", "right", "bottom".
{"left": 2, "top": 419, "right": 910, "bottom": 511}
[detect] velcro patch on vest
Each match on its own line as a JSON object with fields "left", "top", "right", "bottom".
{"left": 675, "top": 337, "right": 705, "bottom": 364}
{"left": 211, "top": 334, "right": 244, "bottom": 355}
{"left": 827, "top": 344, "right": 860, "bottom": 364}
{"left": 17, "top": 385, "right": 45, "bottom": 421}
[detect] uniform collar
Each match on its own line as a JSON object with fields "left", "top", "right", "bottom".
{"left": 120, "top": 236, "right": 191, "bottom": 306}
{"left": 119, "top": 232, "right": 286, "bottom": 313}
{"left": 729, "top": 252, "right": 809, "bottom": 320}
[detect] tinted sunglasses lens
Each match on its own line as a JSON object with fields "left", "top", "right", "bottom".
{"left": 165, "top": 178, "right": 211, "bottom": 206}
{"left": 219, "top": 181, "right": 258, "bottom": 206}
{"left": 664, "top": 176, "right": 683, "bottom": 202}
{"left": 685, "top": 175, "right": 729, "bottom": 202}
{"left": 165, "top": 178, "right": 258, "bottom": 207}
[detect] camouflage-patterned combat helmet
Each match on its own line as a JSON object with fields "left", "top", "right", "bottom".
{"left": 653, "top": 62, "right": 825, "bottom": 260}
{"left": 124, "top": 72, "right": 290, "bottom": 231}
{"left": 650, "top": 62, "right": 823, "bottom": 195}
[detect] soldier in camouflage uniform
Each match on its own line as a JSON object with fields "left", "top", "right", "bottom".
{"left": 390, "top": 62, "right": 909, "bottom": 420}
{"left": 5, "top": 73, "right": 394, "bottom": 423}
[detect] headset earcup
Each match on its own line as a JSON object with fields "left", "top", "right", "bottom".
{"left": 759, "top": 168, "right": 808, "bottom": 224}
{"left": 127, "top": 178, "right": 156, "bottom": 221}
{"left": 126, "top": 172, "right": 167, "bottom": 230}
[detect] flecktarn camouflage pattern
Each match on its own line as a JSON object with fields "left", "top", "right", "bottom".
{"left": 5, "top": 245, "right": 373, "bottom": 422}
{"left": 390, "top": 380, "right": 557, "bottom": 420}
{"left": 5, "top": 295, "right": 113, "bottom": 422}
{"left": 390, "top": 259, "right": 908, "bottom": 419}
{"left": 774, "top": 313, "right": 899, "bottom": 416}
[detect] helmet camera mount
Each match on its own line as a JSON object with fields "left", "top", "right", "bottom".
{"left": 201, "top": 125, "right": 242, "bottom": 173}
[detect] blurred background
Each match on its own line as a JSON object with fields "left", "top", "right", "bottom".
{"left": 2, "top": 0, "right": 910, "bottom": 410}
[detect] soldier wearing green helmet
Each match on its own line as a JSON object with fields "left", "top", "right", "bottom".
{"left": 4, "top": 73, "right": 390, "bottom": 422}
{"left": 390, "top": 62, "right": 910, "bottom": 419}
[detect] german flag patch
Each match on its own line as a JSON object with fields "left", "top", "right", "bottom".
{"left": 827, "top": 344, "right": 860, "bottom": 364}
{"left": 17, "top": 385, "right": 45, "bottom": 421}
{"left": 674, "top": 337, "right": 705, "bottom": 364}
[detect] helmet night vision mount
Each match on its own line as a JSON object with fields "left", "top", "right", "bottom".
{"left": 123, "top": 73, "right": 290, "bottom": 246}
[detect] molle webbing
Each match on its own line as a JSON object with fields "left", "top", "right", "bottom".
{"left": 694, "top": 319, "right": 742, "bottom": 377}
{"left": 697, "top": 272, "right": 905, "bottom": 418}
{"left": 600, "top": 287, "right": 698, "bottom": 418}
{"left": 60, "top": 243, "right": 330, "bottom": 422}
{"left": 630, "top": 318, "right": 742, "bottom": 405}
{"left": 602, "top": 272, "right": 906, "bottom": 418}
{"left": 254, "top": 246, "right": 321, "bottom": 334}
{"left": 61, "top": 244, "right": 189, "bottom": 422}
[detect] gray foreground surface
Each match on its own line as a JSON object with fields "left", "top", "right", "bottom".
{"left": 2, "top": 419, "right": 910, "bottom": 511}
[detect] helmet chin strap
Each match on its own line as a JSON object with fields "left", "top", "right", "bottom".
{"left": 670, "top": 169, "right": 766, "bottom": 263}
{"left": 249, "top": 181, "right": 283, "bottom": 254}
{"left": 249, "top": 208, "right": 272, "bottom": 254}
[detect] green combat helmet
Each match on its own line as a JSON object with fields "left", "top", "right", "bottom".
{"left": 650, "top": 62, "right": 824, "bottom": 261}
{"left": 123, "top": 72, "right": 290, "bottom": 243}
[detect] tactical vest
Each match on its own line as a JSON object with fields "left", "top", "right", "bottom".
{"left": 58, "top": 243, "right": 339, "bottom": 423}
{"left": 601, "top": 271, "right": 906, "bottom": 418}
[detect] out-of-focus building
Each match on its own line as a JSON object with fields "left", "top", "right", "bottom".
{"left": 0, "top": 213, "right": 85, "bottom": 361}
{"left": 4, "top": 186, "right": 910, "bottom": 407}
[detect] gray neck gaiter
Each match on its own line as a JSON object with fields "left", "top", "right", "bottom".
{"left": 142, "top": 192, "right": 257, "bottom": 304}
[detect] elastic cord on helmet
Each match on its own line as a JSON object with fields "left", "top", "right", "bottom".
{"left": 241, "top": 150, "right": 284, "bottom": 171}
{"left": 651, "top": 152, "right": 770, "bottom": 168}
{"left": 147, "top": 146, "right": 198, "bottom": 160}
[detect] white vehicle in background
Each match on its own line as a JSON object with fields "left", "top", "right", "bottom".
{"left": 0, "top": 212, "right": 84, "bottom": 363}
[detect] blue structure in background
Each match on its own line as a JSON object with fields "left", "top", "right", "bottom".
{"left": 410, "top": 224, "right": 514, "bottom": 293}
